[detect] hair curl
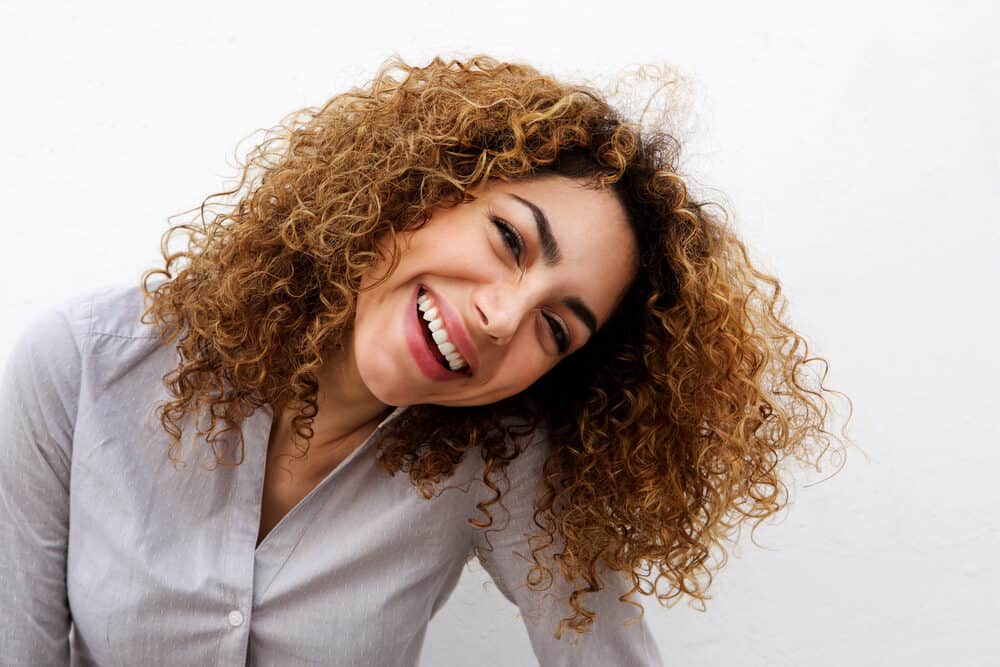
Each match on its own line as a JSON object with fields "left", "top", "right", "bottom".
{"left": 140, "top": 53, "right": 854, "bottom": 640}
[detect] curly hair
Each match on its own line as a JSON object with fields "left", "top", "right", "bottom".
{"left": 140, "top": 53, "right": 854, "bottom": 640}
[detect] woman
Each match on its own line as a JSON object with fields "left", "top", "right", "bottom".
{"left": 0, "top": 55, "right": 850, "bottom": 665}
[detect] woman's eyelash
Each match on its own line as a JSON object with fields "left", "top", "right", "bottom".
{"left": 543, "top": 312, "right": 569, "bottom": 354}
{"left": 489, "top": 212, "right": 524, "bottom": 263}
{"left": 487, "top": 208, "right": 566, "bottom": 353}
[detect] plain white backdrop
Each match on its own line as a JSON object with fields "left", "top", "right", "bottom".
{"left": 1, "top": 1, "right": 997, "bottom": 665}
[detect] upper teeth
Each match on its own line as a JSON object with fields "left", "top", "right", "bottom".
{"left": 417, "top": 291, "right": 468, "bottom": 371}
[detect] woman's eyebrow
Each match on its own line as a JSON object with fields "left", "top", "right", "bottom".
{"left": 504, "top": 193, "right": 562, "bottom": 266}
{"left": 562, "top": 296, "right": 597, "bottom": 336}
{"left": 503, "top": 193, "right": 598, "bottom": 336}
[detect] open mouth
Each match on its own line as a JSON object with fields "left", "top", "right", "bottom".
{"left": 416, "top": 287, "right": 471, "bottom": 375}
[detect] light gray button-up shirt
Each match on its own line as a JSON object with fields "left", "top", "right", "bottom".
{"left": 0, "top": 283, "right": 664, "bottom": 666}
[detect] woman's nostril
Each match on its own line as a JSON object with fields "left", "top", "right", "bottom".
{"left": 476, "top": 305, "right": 489, "bottom": 326}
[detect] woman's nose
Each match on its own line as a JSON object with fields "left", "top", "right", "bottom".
{"left": 474, "top": 288, "right": 525, "bottom": 346}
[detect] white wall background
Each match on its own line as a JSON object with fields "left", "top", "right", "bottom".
{"left": 1, "top": 1, "right": 997, "bottom": 665}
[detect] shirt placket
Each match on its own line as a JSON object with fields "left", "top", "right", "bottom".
{"left": 214, "top": 405, "right": 272, "bottom": 666}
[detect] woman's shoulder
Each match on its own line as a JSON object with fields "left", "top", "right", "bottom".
{"left": 0, "top": 283, "right": 156, "bottom": 443}
{"left": 82, "top": 281, "right": 160, "bottom": 341}
{"left": 4, "top": 282, "right": 166, "bottom": 389}
{"left": 12, "top": 281, "right": 157, "bottom": 350}
{"left": 492, "top": 413, "right": 554, "bottom": 495}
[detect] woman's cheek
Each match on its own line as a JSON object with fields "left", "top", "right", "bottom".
{"left": 503, "top": 352, "right": 548, "bottom": 391}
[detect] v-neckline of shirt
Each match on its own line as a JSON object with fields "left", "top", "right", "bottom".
{"left": 251, "top": 404, "right": 409, "bottom": 556}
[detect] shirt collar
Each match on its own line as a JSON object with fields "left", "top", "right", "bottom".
{"left": 376, "top": 405, "right": 410, "bottom": 430}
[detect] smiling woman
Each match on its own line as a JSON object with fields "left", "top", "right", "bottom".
{"left": 0, "top": 54, "right": 853, "bottom": 666}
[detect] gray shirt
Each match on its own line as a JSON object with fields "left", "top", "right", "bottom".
{"left": 0, "top": 283, "right": 665, "bottom": 666}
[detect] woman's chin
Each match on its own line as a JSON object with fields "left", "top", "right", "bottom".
{"left": 359, "top": 376, "right": 411, "bottom": 408}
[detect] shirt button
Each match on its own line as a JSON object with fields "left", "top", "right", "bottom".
{"left": 227, "top": 610, "right": 244, "bottom": 627}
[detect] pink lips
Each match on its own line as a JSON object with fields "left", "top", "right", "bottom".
{"left": 404, "top": 284, "right": 479, "bottom": 382}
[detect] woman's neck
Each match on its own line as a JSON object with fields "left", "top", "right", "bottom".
{"left": 270, "top": 337, "right": 392, "bottom": 454}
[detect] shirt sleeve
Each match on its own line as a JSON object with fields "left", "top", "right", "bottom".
{"left": 473, "top": 426, "right": 665, "bottom": 667}
{"left": 0, "top": 300, "right": 86, "bottom": 665}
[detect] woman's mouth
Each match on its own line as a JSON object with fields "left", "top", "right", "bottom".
{"left": 415, "top": 287, "right": 471, "bottom": 374}
{"left": 403, "top": 284, "right": 476, "bottom": 382}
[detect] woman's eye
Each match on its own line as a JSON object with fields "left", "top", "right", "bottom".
{"left": 491, "top": 216, "right": 524, "bottom": 264}
{"left": 543, "top": 312, "right": 569, "bottom": 354}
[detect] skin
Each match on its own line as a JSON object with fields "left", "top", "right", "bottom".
{"left": 266, "top": 175, "right": 638, "bottom": 480}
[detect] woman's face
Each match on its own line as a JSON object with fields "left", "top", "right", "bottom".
{"left": 351, "top": 175, "right": 638, "bottom": 407}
